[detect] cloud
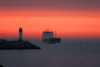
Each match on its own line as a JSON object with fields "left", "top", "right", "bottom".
{"left": 0, "top": 0, "right": 100, "bottom": 11}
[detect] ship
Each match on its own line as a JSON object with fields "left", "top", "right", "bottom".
{"left": 42, "top": 29, "right": 61, "bottom": 44}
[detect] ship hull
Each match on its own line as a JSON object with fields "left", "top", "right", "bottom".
{"left": 49, "top": 38, "right": 61, "bottom": 44}
{"left": 42, "top": 39, "right": 49, "bottom": 43}
{"left": 42, "top": 38, "right": 61, "bottom": 44}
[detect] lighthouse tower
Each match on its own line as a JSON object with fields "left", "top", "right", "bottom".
{"left": 19, "top": 27, "right": 23, "bottom": 41}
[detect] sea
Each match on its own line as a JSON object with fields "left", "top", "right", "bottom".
{"left": 0, "top": 39, "right": 100, "bottom": 67}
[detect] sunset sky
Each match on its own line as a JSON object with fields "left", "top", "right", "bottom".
{"left": 0, "top": 0, "right": 100, "bottom": 39}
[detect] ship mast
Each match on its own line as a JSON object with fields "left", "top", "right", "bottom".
{"left": 55, "top": 30, "right": 56, "bottom": 38}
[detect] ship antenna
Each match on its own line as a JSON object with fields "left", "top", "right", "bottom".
{"left": 55, "top": 30, "right": 56, "bottom": 38}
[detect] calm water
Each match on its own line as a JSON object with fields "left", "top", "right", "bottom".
{"left": 0, "top": 39, "right": 100, "bottom": 67}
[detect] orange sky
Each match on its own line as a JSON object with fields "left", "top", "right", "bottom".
{"left": 0, "top": 0, "right": 100, "bottom": 39}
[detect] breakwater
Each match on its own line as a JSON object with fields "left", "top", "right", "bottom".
{"left": 0, "top": 39, "right": 41, "bottom": 50}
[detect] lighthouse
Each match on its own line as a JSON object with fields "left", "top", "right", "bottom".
{"left": 19, "top": 27, "right": 23, "bottom": 41}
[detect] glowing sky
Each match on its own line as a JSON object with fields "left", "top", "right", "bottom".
{"left": 0, "top": 0, "right": 100, "bottom": 39}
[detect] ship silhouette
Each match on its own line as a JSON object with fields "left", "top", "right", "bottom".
{"left": 42, "top": 28, "right": 61, "bottom": 44}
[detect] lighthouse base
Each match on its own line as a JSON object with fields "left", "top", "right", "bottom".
{"left": 18, "top": 38, "right": 23, "bottom": 41}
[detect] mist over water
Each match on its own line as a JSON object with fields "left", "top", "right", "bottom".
{"left": 0, "top": 39, "right": 100, "bottom": 67}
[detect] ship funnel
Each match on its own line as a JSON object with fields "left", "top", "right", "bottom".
{"left": 51, "top": 29, "right": 52, "bottom": 31}
{"left": 47, "top": 28, "right": 49, "bottom": 32}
